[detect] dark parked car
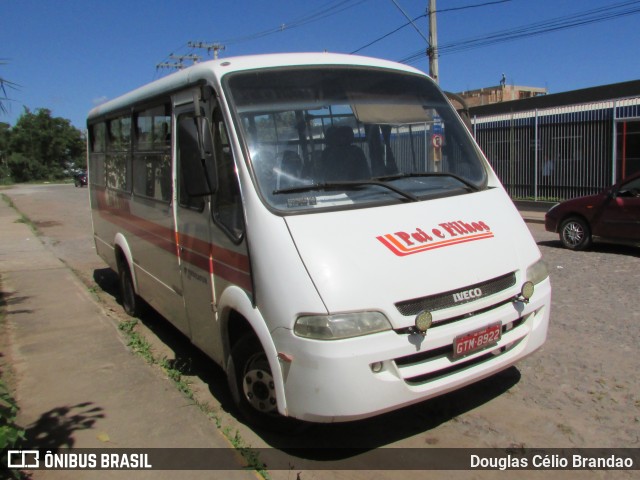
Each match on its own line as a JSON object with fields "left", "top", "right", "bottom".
{"left": 74, "top": 170, "right": 87, "bottom": 187}
{"left": 545, "top": 172, "right": 640, "bottom": 250}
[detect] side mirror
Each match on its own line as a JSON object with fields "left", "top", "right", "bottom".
{"left": 178, "top": 116, "right": 218, "bottom": 196}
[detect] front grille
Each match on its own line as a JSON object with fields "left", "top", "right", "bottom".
{"left": 395, "top": 318, "right": 525, "bottom": 367}
{"left": 395, "top": 272, "right": 517, "bottom": 316}
{"left": 394, "top": 317, "right": 527, "bottom": 385}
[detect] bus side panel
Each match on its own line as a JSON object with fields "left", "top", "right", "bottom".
{"left": 88, "top": 127, "right": 190, "bottom": 335}
{"left": 127, "top": 194, "right": 189, "bottom": 335}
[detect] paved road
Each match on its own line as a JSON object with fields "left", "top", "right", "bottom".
{"left": 2, "top": 184, "right": 638, "bottom": 479}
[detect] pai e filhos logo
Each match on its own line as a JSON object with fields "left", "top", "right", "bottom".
{"left": 377, "top": 220, "right": 494, "bottom": 256}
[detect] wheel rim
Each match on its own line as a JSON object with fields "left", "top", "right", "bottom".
{"left": 242, "top": 355, "right": 277, "bottom": 413}
{"left": 562, "top": 221, "right": 584, "bottom": 247}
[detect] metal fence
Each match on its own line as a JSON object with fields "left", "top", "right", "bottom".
{"left": 472, "top": 96, "right": 640, "bottom": 201}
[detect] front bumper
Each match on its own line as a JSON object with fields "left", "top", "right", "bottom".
{"left": 271, "top": 279, "right": 551, "bottom": 422}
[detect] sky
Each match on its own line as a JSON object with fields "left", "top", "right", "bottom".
{"left": 2, "top": 0, "right": 640, "bottom": 129}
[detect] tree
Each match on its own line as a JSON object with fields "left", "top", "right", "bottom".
{"left": 0, "top": 122, "right": 9, "bottom": 182}
{"left": 5, "top": 108, "right": 85, "bottom": 182}
{"left": 0, "top": 61, "right": 18, "bottom": 115}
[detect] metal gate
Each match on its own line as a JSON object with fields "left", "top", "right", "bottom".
{"left": 472, "top": 96, "right": 640, "bottom": 201}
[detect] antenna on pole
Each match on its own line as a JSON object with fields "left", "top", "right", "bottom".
{"left": 170, "top": 54, "right": 201, "bottom": 64}
{"left": 156, "top": 54, "right": 201, "bottom": 72}
{"left": 156, "top": 62, "right": 184, "bottom": 71}
{"left": 188, "top": 41, "right": 226, "bottom": 59}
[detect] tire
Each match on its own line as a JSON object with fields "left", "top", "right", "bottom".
{"left": 118, "top": 263, "right": 141, "bottom": 317}
{"left": 227, "top": 334, "right": 306, "bottom": 432}
{"left": 559, "top": 216, "right": 591, "bottom": 250}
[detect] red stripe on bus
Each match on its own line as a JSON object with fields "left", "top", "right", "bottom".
{"left": 180, "top": 232, "right": 250, "bottom": 272}
{"left": 94, "top": 189, "right": 252, "bottom": 290}
{"left": 181, "top": 248, "right": 210, "bottom": 272}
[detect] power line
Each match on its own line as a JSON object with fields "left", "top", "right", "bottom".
{"left": 441, "top": 0, "right": 640, "bottom": 55}
{"left": 216, "top": 0, "right": 370, "bottom": 46}
{"left": 390, "top": 0, "right": 429, "bottom": 44}
{"left": 157, "top": 0, "right": 370, "bottom": 74}
{"left": 351, "top": 0, "right": 510, "bottom": 55}
{"left": 351, "top": 13, "right": 426, "bottom": 54}
{"left": 399, "top": 0, "right": 640, "bottom": 64}
{"left": 436, "top": 0, "right": 511, "bottom": 14}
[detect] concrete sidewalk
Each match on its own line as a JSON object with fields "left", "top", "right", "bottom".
{"left": 513, "top": 200, "right": 552, "bottom": 225}
{"left": 0, "top": 200, "right": 257, "bottom": 479}
{"left": 519, "top": 210, "right": 546, "bottom": 224}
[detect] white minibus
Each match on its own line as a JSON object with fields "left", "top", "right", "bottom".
{"left": 87, "top": 53, "right": 550, "bottom": 429}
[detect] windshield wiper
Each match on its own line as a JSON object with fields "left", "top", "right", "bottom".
{"left": 273, "top": 180, "right": 419, "bottom": 202}
{"left": 373, "top": 172, "right": 480, "bottom": 192}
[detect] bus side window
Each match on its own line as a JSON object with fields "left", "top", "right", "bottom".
{"left": 133, "top": 104, "right": 172, "bottom": 202}
{"left": 212, "top": 108, "right": 244, "bottom": 241}
{"left": 105, "top": 116, "right": 131, "bottom": 192}
{"left": 89, "top": 122, "right": 106, "bottom": 187}
{"left": 177, "top": 112, "right": 206, "bottom": 211}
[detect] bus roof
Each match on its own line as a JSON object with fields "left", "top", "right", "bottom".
{"left": 87, "top": 52, "right": 428, "bottom": 122}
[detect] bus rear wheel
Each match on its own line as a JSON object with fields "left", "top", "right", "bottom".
{"left": 118, "top": 263, "right": 141, "bottom": 317}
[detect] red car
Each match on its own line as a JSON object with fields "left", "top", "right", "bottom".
{"left": 545, "top": 172, "right": 640, "bottom": 250}
{"left": 74, "top": 170, "right": 88, "bottom": 188}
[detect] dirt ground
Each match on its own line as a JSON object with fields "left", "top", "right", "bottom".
{"left": 2, "top": 184, "right": 638, "bottom": 479}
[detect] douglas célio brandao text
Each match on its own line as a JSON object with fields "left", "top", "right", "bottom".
{"left": 470, "top": 453, "right": 634, "bottom": 470}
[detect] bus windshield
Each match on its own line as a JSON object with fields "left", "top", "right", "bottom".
{"left": 226, "top": 67, "right": 488, "bottom": 212}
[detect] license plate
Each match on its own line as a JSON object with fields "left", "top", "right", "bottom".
{"left": 453, "top": 322, "right": 501, "bottom": 359}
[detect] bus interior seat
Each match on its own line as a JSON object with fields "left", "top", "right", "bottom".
{"left": 321, "top": 126, "right": 370, "bottom": 181}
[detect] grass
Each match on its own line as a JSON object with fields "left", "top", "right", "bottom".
{"left": 0, "top": 278, "right": 26, "bottom": 479}
{"left": 513, "top": 196, "right": 563, "bottom": 202}
{"left": 556, "top": 423, "right": 575, "bottom": 437}
{"left": 118, "top": 319, "right": 154, "bottom": 361}
{"left": 0, "top": 378, "right": 25, "bottom": 479}
{"left": 0, "top": 178, "right": 76, "bottom": 187}
{"left": 1, "top": 194, "right": 39, "bottom": 236}
{"left": 116, "top": 318, "right": 269, "bottom": 479}
{"left": 1, "top": 193, "right": 13, "bottom": 208}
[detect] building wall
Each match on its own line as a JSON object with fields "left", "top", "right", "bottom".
{"left": 458, "top": 85, "right": 548, "bottom": 108}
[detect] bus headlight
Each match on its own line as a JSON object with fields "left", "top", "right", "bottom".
{"left": 294, "top": 312, "right": 391, "bottom": 340}
{"left": 526, "top": 258, "right": 549, "bottom": 285}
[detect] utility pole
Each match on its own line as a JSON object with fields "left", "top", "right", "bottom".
{"left": 428, "top": 0, "right": 439, "bottom": 84}
{"left": 188, "top": 41, "right": 226, "bottom": 60}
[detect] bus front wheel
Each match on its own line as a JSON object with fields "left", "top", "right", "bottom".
{"left": 227, "top": 334, "right": 305, "bottom": 432}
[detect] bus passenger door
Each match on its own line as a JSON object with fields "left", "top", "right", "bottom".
{"left": 175, "top": 101, "right": 249, "bottom": 366}
{"left": 175, "top": 103, "right": 216, "bottom": 350}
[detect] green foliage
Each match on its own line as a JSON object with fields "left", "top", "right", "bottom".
{"left": 7, "top": 153, "right": 48, "bottom": 182}
{"left": 0, "top": 378, "right": 25, "bottom": 479}
{"left": 0, "top": 122, "right": 10, "bottom": 184}
{"left": 0, "top": 108, "right": 85, "bottom": 183}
